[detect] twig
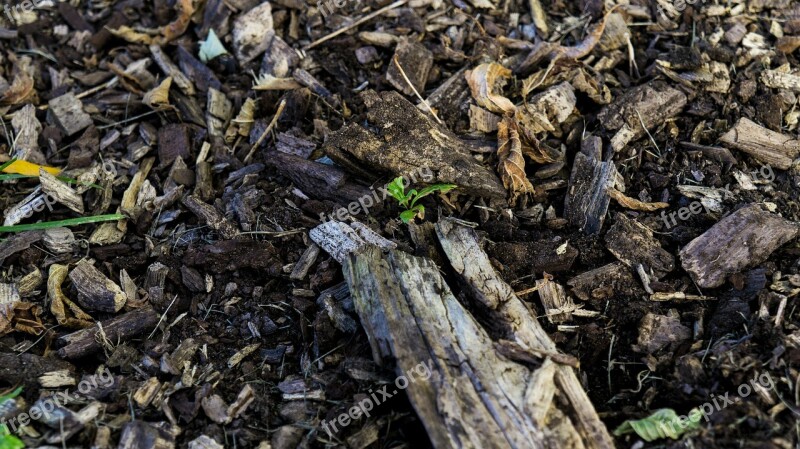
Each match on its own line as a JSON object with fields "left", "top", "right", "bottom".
{"left": 304, "top": 0, "right": 407, "bottom": 50}
{"left": 392, "top": 55, "right": 442, "bottom": 125}
{"left": 244, "top": 99, "right": 286, "bottom": 163}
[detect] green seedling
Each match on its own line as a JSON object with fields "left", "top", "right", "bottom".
{"left": 386, "top": 176, "right": 456, "bottom": 223}
{"left": 0, "top": 387, "right": 24, "bottom": 449}
{"left": 613, "top": 407, "right": 702, "bottom": 442}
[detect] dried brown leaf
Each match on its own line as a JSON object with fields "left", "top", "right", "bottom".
{"left": 47, "top": 264, "right": 94, "bottom": 329}
{"left": 608, "top": 187, "right": 669, "bottom": 211}
{"left": 225, "top": 98, "right": 257, "bottom": 143}
{"left": 0, "top": 73, "right": 35, "bottom": 106}
{"left": 108, "top": 0, "right": 194, "bottom": 45}
{"left": 466, "top": 63, "right": 517, "bottom": 115}
{"left": 143, "top": 76, "right": 173, "bottom": 109}
{"left": 559, "top": 5, "right": 621, "bottom": 59}
{"left": 497, "top": 117, "right": 533, "bottom": 204}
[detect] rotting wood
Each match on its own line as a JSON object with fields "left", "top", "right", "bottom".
{"left": 567, "top": 262, "right": 642, "bottom": 301}
{"left": 57, "top": 308, "right": 159, "bottom": 359}
{"left": 322, "top": 90, "right": 506, "bottom": 199}
{"left": 679, "top": 204, "right": 800, "bottom": 289}
{"left": 536, "top": 275, "right": 573, "bottom": 323}
{"left": 718, "top": 117, "right": 800, "bottom": 170}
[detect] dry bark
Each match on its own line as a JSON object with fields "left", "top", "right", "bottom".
{"left": 718, "top": 117, "right": 800, "bottom": 170}
{"left": 564, "top": 146, "right": 617, "bottom": 234}
{"left": 680, "top": 204, "right": 800, "bottom": 288}
{"left": 322, "top": 90, "right": 506, "bottom": 199}
{"left": 57, "top": 308, "right": 159, "bottom": 359}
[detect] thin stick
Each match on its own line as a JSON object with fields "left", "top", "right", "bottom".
{"left": 244, "top": 99, "right": 286, "bottom": 163}
{"left": 304, "top": 0, "right": 407, "bottom": 50}
{"left": 392, "top": 55, "right": 442, "bottom": 125}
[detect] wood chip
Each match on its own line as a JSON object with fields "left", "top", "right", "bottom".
{"left": 679, "top": 204, "right": 800, "bottom": 289}
{"left": 719, "top": 117, "right": 800, "bottom": 170}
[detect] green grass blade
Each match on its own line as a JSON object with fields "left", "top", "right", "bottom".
{"left": 0, "top": 214, "right": 124, "bottom": 233}
{"left": 0, "top": 173, "right": 103, "bottom": 189}
{"left": 0, "top": 158, "right": 17, "bottom": 172}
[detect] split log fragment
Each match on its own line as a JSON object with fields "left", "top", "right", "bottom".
{"left": 718, "top": 117, "right": 800, "bottom": 170}
{"left": 57, "top": 308, "right": 159, "bottom": 359}
{"left": 679, "top": 204, "right": 800, "bottom": 289}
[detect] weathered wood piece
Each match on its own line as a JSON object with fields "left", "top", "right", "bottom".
{"left": 322, "top": 90, "right": 506, "bottom": 199}
{"left": 0, "top": 230, "right": 43, "bottom": 265}
{"left": 386, "top": 40, "right": 433, "bottom": 96}
{"left": 11, "top": 104, "right": 43, "bottom": 162}
{"left": 536, "top": 276, "right": 573, "bottom": 323}
{"left": 597, "top": 81, "right": 687, "bottom": 151}
{"left": 567, "top": 262, "right": 642, "bottom": 301}
{"left": 564, "top": 147, "right": 617, "bottom": 234}
{"left": 436, "top": 219, "right": 614, "bottom": 449}
{"left": 679, "top": 204, "right": 800, "bottom": 289}
{"left": 39, "top": 169, "right": 85, "bottom": 214}
{"left": 149, "top": 44, "right": 195, "bottom": 95}
{"left": 117, "top": 420, "right": 176, "bottom": 449}
{"left": 68, "top": 259, "right": 127, "bottom": 313}
{"left": 58, "top": 308, "right": 159, "bottom": 359}
{"left": 43, "top": 227, "right": 76, "bottom": 254}
{"left": 181, "top": 195, "right": 240, "bottom": 239}
{"left": 345, "top": 246, "right": 550, "bottom": 448}
{"left": 232, "top": 2, "right": 273, "bottom": 64}
{"left": 309, "top": 221, "right": 396, "bottom": 264}
{"left": 0, "top": 353, "right": 74, "bottom": 389}
{"left": 290, "top": 243, "right": 320, "bottom": 280}
{"left": 606, "top": 214, "right": 674, "bottom": 280}
{"left": 718, "top": 117, "right": 800, "bottom": 170}
{"left": 47, "top": 92, "right": 93, "bottom": 136}
{"left": 264, "top": 152, "right": 374, "bottom": 206}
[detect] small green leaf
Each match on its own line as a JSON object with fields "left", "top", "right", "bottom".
{"left": 0, "top": 433, "right": 24, "bottom": 449}
{"left": 386, "top": 177, "right": 408, "bottom": 204}
{"left": 613, "top": 408, "right": 702, "bottom": 442}
{"left": 0, "top": 158, "right": 17, "bottom": 172}
{"left": 399, "top": 209, "right": 418, "bottom": 223}
{"left": 199, "top": 29, "right": 229, "bottom": 63}
{"left": 0, "top": 387, "right": 22, "bottom": 404}
{"left": 410, "top": 183, "right": 456, "bottom": 207}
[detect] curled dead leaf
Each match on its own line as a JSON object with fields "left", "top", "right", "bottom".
{"left": 48, "top": 264, "right": 94, "bottom": 329}
{"left": 466, "top": 63, "right": 517, "bottom": 115}
{"left": 497, "top": 116, "right": 534, "bottom": 204}
{"left": 108, "top": 0, "right": 194, "bottom": 45}
{"left": 143, "top": 76, "right": 173, "bottom": 109}
{"left": 225, "top": 98, "right": 257, "bottom": 143}
{"left": 608, "top": 187, "right": 669, "bottom": 211}
{"left": 0, "top": 73, "right": 35, "bottom": 106}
